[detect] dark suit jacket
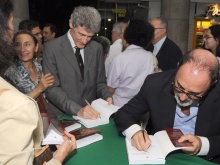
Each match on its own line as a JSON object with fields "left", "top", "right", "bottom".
{"left": 147, "top": 37, "right": 182, "bottom": 71}
{"left": 115, "top": 70, "right": 220, "bottom": 162}
{"left": 42, "top": 33, "right": 111, "bottom": 116}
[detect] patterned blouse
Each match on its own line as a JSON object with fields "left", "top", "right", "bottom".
{"left": 4, "top": 60, "right": 42, "bottom": 94}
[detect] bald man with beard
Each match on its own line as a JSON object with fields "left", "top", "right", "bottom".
{"left": 115, "top": 49, "right": 220, "bottom": 164}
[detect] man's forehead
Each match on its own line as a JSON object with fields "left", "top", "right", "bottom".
{"left": 75, "top": 26, "right": 94, "bottom": 36}
{"left": 32, "top": 26, "right": 41, "bottom": 33}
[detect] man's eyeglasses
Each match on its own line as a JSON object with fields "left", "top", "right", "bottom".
{"left": 33, "top": 31, "right": 43, "bottom": 36}
{"left": 172, "top": 82, "right": 207, "bottom": 100}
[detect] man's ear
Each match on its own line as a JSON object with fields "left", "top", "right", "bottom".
{"left": 69, "top": 19, "right": 73, "bottom": 29}
{"left": 52, "top": 32, "right": 55, "bottom": 38}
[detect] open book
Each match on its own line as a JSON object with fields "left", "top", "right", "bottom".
{"left": 42, "top": 123, "right": 103, "bottom": 148}
{"left": 126, "top": 128, "right": 193, "bottom": 164}
{"left": 73, "top": 98, "right": 119, "bottom": 128}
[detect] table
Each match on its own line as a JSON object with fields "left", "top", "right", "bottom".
{"left": 58, "top": 115, "right": 217, "bottom": 165}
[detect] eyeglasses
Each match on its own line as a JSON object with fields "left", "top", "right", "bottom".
{"left": 203, "top": 35, "right": 213, "bottom": 40}
{"left": 33, "top": 31, "right": 43, "bottom": 36}
{"left": 154, "top": 28, "right": 165, "bottom": 30}
{"left": 172, "top": 82, "right": 207, "bottom": 100}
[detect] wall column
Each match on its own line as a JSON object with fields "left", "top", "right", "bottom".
{"left": 161, "top": 0, "right": 190, "bottom": 53}
{"left": 12, "top": 0, "right": 29, "bottom": 32}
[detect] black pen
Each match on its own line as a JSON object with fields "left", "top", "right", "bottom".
{"left": 141, "top": 122, "right": 146, "bottom": 142}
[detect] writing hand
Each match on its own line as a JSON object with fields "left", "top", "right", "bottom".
{"left": 131, "top": 130, "right": 151, "bottom": 151}
{"left": 178, "top": 134, "right": 201, "bottom": 155}
{"left": 77, "top": 105, "right": 100, "bottom": 120}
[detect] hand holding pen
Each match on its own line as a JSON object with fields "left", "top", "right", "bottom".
{"left": 77, "top": 100, "right": 101, "bottom": 119}
{"left": 85, "top": 100, "right": 101, "bottom": 118}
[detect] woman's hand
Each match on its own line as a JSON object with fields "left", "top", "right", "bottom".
{"left": 52, "top": 131, "right": 77, "bottom": 163}
{"left": 37, "top": 73, "right": 55, "bottom": 92}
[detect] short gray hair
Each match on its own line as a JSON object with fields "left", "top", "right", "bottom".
{"left": 70, "top": 6, "right": 101, "bottom": 33}
{"left": 112, "top": 22, "right": 124, "bottom": 36}
{"left": 151, "top": 17, "right": 168, "bottom": 29}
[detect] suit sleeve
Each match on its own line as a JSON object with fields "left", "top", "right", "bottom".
{"left": 42, "top": 43, "right": 82, "bottom": 115}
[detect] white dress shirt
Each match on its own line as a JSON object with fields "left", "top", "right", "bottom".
{"left": 67, "top": 30, "right": 84, "bottom": 63}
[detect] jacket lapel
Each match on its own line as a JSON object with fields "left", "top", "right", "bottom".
{"left": 159, "top": 74, "right": 177, "bottom": 129}
{"left": 84, "top": 42, "right": 95, "bottom": 78}
{"left": 195, "top": 84, "right": 220, "bottom": 136}
{"left": 61, "top": 34, "right": 82, "bottom": 77}
{"left": 156, "top": 37, "right": 168, "bottom": 58}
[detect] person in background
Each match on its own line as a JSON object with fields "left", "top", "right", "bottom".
{"left": 0, "top": 0, "right": 76, "bottom": 164}
{"left": 43, "top": 23, "right": 57, "bottom": 42}
{"left": 105, "top": 22, "right": 124, "bottom": 75}
{"left": 4, "top": 30, "right": 55, "bottom": 99}
{"left": 107, "top": 20, "right": 155, "bottom": 107}
{"left": 43, "top": 6, "right": 112, "bottom": 119}
{"left": 203, "top": 24, "right": 220, "bottom": 63}
{"left": 18, "top": 19, "right": 43, "bottom": 63}
{"left": 115, "top": 48, "right": 220, "bottom": 164}
{"left": 92, "top": 36, "right": 111, "bottom": 61}
{"left": 147, "top": 17, "right": 182, "bottom": 71}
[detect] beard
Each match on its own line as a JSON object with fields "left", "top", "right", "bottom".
{"left": 174, "top": 92, "right": 193, "bottom": 107}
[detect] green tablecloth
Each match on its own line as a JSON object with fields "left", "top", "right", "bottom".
{"left": 58, "top": 114, "right": 217, "bottom": 165}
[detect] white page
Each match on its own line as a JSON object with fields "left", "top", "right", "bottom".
{"left": 154, "top": 130, "right": 181, "bottom": 157}
{"left": 42, "top": 123, "right": 81, "bottom": 145}
{"left": 72, "top": 116, "right": 109, "bottom": 128}
{"left": 91, "top": 98, "right": 119, "bottom": 119}
{"left": 76, "top": 133, "right": 103, "bottom": 148}
{"left": 125, "top": 136, "right": 165, "bottom": 164}
{"left": 73, "top": 98, "right": 119, "bottom": 128}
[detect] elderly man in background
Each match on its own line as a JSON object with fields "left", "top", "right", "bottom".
{"left": 147, "top": 17, "right": 182, "bottom": 71}
{"left": 43, "top": 6, "right": 112, "bottom": 119}
{"left": 105, "top": 22, "right": 124, "bottom": 75}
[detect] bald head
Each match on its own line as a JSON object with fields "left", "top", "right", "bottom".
{"left": 177, "top": 49, "right": 219, "bottom": 87}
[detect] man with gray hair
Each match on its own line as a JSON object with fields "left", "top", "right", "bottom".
{"left": 147, "top": 18, "right": 182, "bottom": 71}
{"left": 105, "top": 22, "right": 124, "bottom": 75}
{"left": 43, "top": 6, "right": 112, "bottom": 119}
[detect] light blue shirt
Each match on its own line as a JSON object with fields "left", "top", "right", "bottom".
{"left": 153, "top": 36, "right": 166, "bottom": 55}
{"left": 173, "top": 103, "right": 199, "bottom": 135}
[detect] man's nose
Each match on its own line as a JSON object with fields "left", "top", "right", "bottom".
{"left": 82, "top": 36, "right": 90, "bottom": 45}
{"left": 179, "top": 93, "right": 189, "bottom": 101}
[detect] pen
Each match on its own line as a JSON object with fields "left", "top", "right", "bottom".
{"left": 141, "top": 122, "right": 146, "bottom": 142}
{"left": 85, "top": 100, "right": 101, "bottom": 118}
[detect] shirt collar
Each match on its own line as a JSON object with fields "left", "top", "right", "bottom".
{"left": 154, "top": 36, "right": 166, "bottom": 49}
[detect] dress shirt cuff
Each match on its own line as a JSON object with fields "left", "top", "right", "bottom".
{"left": 122, "top": 124, "right": 141, "bottom": 140}
{"left": 197, "top": 136, "right": 209, "bottom": 156}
